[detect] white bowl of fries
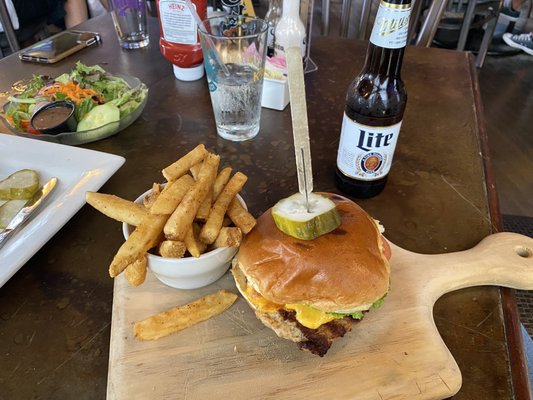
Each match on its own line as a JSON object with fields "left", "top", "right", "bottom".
{"left": 122, "top": 189, "right": 248, "bottom": 290}
{"left": 87, "top": 144, "right": 256, "bottom": 290}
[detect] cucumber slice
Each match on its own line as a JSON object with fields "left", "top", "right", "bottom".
{"left": 272, "top": 193, "right": 341, "bottom": 240}
{"left": 76, "top": 103, "right": 120, "bottom": 132}
{"left": 0, "top": 199, "right": 27, "bottom": 229}
{"left": 0, "top": 169, "right": 40, "bottom": 200}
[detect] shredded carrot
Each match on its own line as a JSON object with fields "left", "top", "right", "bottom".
{"left": 40, "top": 81, "right": 105, "bottom": 105}
{"left": 1, "top": 113, "right": 14, "bottom": 126}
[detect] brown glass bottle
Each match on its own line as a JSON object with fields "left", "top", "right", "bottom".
{"left": 335, "top": 0, "right": 411, "bottom": 198}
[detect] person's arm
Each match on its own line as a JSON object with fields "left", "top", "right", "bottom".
{"left": 64, "top": 0, "right": 88, "bottom": 28}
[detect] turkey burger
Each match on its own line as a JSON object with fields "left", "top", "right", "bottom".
{"left": 232, "top": 193, "right": 391, "bottom": 356}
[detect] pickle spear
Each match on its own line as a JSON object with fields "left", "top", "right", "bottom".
{"left": 0, "top": 169, "right": 40, "bottom": 200}
{"left": 272, "top": 193, "right": 341, "bottom": 240}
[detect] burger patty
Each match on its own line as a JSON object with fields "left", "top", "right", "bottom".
{"left": 256, "top": 307, "right": 356, "bottom": 357}
{"left": 279, "top": 310, "right": 355, "bottom": 356}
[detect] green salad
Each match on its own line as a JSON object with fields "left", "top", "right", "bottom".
{"left": 2, "top": 62, "right": 148, "bottom": 134}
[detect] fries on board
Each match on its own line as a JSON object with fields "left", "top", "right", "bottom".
{"left": 86, "top": 144, "right": 257, "bottom": 288}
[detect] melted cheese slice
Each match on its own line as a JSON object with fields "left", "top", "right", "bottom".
{"left": 285, "top": 304, "right": 338, "bottom": 329}
{"left": 244, "top": 284, "right": 339, "bottom": 329}
{"left": 245, "top": 285, "right": 282, "bottom": 313}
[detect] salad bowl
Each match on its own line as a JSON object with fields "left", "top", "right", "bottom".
{"left": 0, "top": 66, "right": 148, "bottom": 146}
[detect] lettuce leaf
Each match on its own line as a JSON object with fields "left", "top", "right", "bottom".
{"left": 329, "top": 294, "right": 388, "bottom": 320}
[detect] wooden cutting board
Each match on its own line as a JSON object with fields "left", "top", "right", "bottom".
{"left": 107, "top": 232, "right": 533, "bottom": 400}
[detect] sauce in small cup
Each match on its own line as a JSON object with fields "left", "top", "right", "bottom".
{"left": 30, "top": 101, "right": 77, "bottom": 135}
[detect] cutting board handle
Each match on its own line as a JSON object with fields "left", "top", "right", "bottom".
{"left": 391, "top": 232, "right": 533, "bottom": 303}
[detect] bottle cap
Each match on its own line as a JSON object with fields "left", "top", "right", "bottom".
{"left": 173, "top": 64, "right": 205, "bottom": 81}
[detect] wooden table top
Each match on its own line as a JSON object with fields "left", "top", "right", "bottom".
{"left": 0, "top": 13, "right": 528, "bottom": 400}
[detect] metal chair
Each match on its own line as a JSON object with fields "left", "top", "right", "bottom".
{"left": 0, "top": 0, "right": 20, "bottom": 56}
{"left": 414, "top": 0, "right": 502, "bottom": 67}
{"left": 321, "top": 0, "right": 373, "bottom": 39}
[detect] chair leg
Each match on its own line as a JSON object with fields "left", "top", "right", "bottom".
{"left": 415, "top": 0, "right": 449, "bottom": 46}
{"left": 476, "top": 10, "right": 499, "bottom": 67}
{"left": 340, "top": 0, "right": 353, "bottom": 37}
{"left": 457, "top": 0, "right": 477, "bottom": 51}
{"left": 358, "top": 0, "right": 373, "bottom": 39}
{"left": 0, "top": 0, "right": 20, "bottom": 53}
{"left": 322, "top": 0, "right": 330, "bottom": 36}
{"left": 408, "top": 0, "right": 424, "bottom": 44}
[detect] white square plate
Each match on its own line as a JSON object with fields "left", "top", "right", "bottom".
{"left": 0, "top": 134, "right": 125, "bottom": 287}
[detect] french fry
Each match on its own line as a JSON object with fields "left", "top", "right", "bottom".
{"left": 184, "top": 223, "right": 207, "bottom": 257}
{"left": 164, "top": 154, "right": 220, "bottom": 241}
{"left": 124, "top": 255, "right": 147, "bottom": 287}
{"left": 159, "top": 240, "right": 187, "bottom": 258}
{"left": 194, "top": 156, "right": 217, "bottom": 221}
{"left": 150, "top": 175, "right": 194, "bottom": 215}
{"left": 189, "top": 163, "right": 201, "bottom": 180}
{"left": 213, "top": 167, "right": 232, "bottom": 200}
{"left": 143, "top": 183, "right": 162, "bottom": 208}
{"left": 213, "top": 227, "right": 242, "bottom": 248}
{"left": 227, "top": 199, "right": 256, "bottom": 234}
{"left": 200, "top": 172, "right": 247, "bottom": 244}
{"left": 195, "top": 189, "right": 213, "bottom": 222}
{"left": 109, "top": 213, "right": 168, "bottom": 278}
{"left": 86, "top": 192, "right": 148, "bottom": 227}
{"left": 133, "top": 290, "right": 238, "bottom": 341}
{"left": 162, "top": 144, "right": 208, "bottom": 181}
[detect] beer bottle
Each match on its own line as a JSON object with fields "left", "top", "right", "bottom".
{"left": 335, "top": 0, "right": 412, "bottom": 198}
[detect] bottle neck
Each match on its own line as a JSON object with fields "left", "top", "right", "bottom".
{"left": 364, "top": 44, "right": 405, "bottom": 78}
{"left": 269, "top": 0, "right": 283, "bottom": 9}
{"left": 282, "top": 0, "right": 300, "bottom": 19}
{"left": 364, "top": 0, "right": 411, "bottom": 77}
{"left": 265, "top": 0, "right": 282, "bottom": 21}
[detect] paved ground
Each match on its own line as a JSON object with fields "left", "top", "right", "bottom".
{"left": 503, "top": 215, "right": 533, "bottom": 337}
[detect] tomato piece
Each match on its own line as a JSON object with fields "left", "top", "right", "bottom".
{"left": 20, "top": 120, "right": 42, "bottom": 135}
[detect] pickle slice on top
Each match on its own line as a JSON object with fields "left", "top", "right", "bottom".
{"left": 272, "top": 193, "right": 341, "bottom": 240}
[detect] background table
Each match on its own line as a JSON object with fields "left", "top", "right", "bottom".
{"left": 0, "top": 13, "right": 528, "bottom": 399}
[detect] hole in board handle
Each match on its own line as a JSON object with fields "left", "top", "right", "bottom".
{"left": 514, "top": 246, "right": 533, "bottom": 258}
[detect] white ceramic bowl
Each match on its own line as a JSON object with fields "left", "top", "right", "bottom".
{"left": 122, "top": 188, "right": 245, "bottom": 290}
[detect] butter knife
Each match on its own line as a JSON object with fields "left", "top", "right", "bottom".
{"left": 0, "top": 177, "right": 58, "bottom": 250}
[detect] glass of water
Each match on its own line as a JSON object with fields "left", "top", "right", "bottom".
{"left": 109, "top": 0, "right": 150, "bottom": 49}
{"left": 198, "top": 16, "right": 268, "bottom": 141}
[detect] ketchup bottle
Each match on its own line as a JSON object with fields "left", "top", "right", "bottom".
{"left": 156, "top": 0, "right": 207, "bottom": 81}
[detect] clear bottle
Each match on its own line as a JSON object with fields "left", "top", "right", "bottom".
{"left": 274, "top": 0, "right": 306, "bottom": 75}
{"left": 265, "top": 0, "right": 282, "bottom": 58}
{"left": 335, "top": 0, "right": 411, "bottom": 198}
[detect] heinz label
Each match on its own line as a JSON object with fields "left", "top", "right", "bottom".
{"left": 370, "top": 0, "right": 411, "bottom": 49}
{"left": 159, "top": 0, "right": 198, "bottom": 44}
{"left": 336, "top": 114, "right": 402, "bottom": 181}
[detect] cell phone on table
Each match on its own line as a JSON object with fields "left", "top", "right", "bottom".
{"left": 19, "top": 30, "right": 101, "bottom": 64}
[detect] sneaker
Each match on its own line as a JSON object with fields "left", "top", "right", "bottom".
{"left": 503, "top": 32, "right": 533, "bottom": 55}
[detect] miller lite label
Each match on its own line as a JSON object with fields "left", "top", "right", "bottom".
{"left": 336, "top": 115, "right": 402, "bottom": 181}
{"left": 370, "top": 0, "right": 411, "bottom": 49}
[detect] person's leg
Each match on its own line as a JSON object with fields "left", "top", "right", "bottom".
{"left": 512, "top": 0, "right": 526, "bottom": 11}
{"left": 502, "top": 0, "right": 523, "bottom": 18}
